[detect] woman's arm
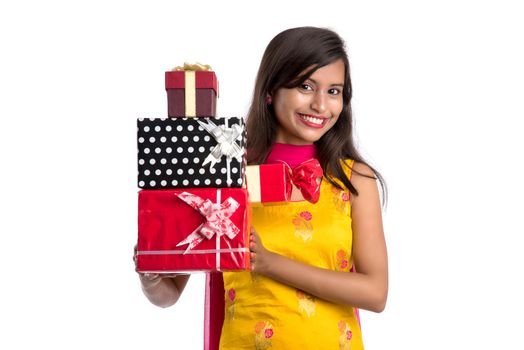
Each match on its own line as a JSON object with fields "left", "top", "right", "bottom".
{"left": 250, "top": 162, "right": 388, "bottom": 312}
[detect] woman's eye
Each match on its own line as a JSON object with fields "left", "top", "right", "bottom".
{"left": 328, "top": 88, "right": 341, "bottom": 95}
{"left": 300, "top": 84, "right": 313, "bottom": 91}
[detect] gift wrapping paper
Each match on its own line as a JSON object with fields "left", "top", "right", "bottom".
{"left": 137, "top": 117, "right": 246, "bottom": 189}
{"left": 136, "top": 188, "right": 250, "bottom": 272}
{"left": 245, "top": 163, "right": 291, "bottom": 203}
{"left": 165, "top": 70, "right": 218, "bottom": 117}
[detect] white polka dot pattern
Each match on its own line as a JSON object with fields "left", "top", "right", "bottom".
{"left": 137, "top": 117, "right": 246, "bottom": 189}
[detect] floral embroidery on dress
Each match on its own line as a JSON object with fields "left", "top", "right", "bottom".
{"left": 331, "top": 187, "right": 350, "bottom": 214}
{"left": 225, "top": 288, "right": 236, "bottom": 319}
{"left": 338, "top": 320, "right": 353, "bottom": 350}
{"left": 292, "top": 211, "right": 313, "bottom": 241}
{"left": 335, "top": 249, "right": 350, "bottom": 272}
{"left": 254, "top": 321, "right": 274, "bottom": 350}
{"left": 296, "top": 289, "right": 316, "bottom": 318}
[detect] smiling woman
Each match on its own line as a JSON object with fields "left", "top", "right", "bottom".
{"left": 219, "top": 27, "right": 388, "bottom": 350}
{"left": 137, "top": 26, "right": 388, "bottom": 350}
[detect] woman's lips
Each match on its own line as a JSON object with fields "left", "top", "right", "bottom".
{"left": 297, "top": 113, "right": 329, "bottom": 129}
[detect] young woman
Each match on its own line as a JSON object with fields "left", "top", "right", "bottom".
{"left": 138, "top": 26, "right": 388, "bottom": 350}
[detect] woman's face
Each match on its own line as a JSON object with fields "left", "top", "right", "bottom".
{"left": 272, "top": 59, "right": 345, "bottom": 145}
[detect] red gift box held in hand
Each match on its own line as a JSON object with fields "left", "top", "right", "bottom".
{"left": 136, "top": 188, "right": 250, "bottom": 273}
{"left": 246, "top": 158, "right": 323, "bottom": 204}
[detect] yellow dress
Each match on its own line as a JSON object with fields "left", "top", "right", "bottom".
{"left": 220, "top": 160, "right": 364, "bottom": 350}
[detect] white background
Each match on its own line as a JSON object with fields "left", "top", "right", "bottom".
{"left": 1, "top": 0, "right": 523, "bottom": 349}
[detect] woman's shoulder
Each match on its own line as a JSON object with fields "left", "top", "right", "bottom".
{"left": 347, "top": 160, "right": 375, "bottom": 179}
{"left": 339, "top": 159, "right": 374, "bottom": 179}
{"left": 346, "top": 160, "right": 380, "bottom": 206}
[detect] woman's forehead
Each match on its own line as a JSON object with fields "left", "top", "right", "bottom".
{"left": 303, "top": 59, "right": 345, "bottom": 85}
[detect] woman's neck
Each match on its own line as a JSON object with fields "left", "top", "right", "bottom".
{"left": 264, "top": 143, "right": 317, "bottom": 167}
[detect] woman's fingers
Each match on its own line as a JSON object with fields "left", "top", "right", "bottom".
{"left": 142, "top": 273, "right": 160, "bottom": 281}
{"left": 249, "top": 227, "right": 261, "bottom": 271}
{"left": 250, "top": 227, "right": 260, "bottom": 252}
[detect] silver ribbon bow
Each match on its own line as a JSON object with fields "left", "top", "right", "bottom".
{"left": 197, "top": 119, "right": 244, "bottom": 170}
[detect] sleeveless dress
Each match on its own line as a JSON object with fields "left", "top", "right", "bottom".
{"left": 219, "top": 144, "right": 364, "bottom": 350}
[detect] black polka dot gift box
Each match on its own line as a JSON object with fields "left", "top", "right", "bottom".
{"left": 137, "top": 117, "right": 246, "bottom": 189}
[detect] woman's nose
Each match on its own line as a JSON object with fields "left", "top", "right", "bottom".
{"left": 310, "top": 91, "right": 326, "bottom": 114}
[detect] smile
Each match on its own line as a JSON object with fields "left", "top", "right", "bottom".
{"left": 297, "top": 113, "right": 328, "bottom": 128}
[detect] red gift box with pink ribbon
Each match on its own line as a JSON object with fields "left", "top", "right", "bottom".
{"left": 136, "top": 188, "right": 250, "bottom": 272}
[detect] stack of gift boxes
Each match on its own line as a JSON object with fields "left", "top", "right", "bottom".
{"left": 135, "top": 64, "right": 310, "bottom": 274}
{"left": 136, "top": 64, "right": 251, "bottom": 273}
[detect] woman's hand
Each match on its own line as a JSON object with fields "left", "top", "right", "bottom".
{"left": 249, "top": 227, "right": 274, "bottom": 274}
{"left": 133, "top": 244, "right": 190, "bottom": 307}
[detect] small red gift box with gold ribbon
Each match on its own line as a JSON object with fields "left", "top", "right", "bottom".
{"left": 136, "top": 188, "right": 250, "bottom": 273}
{"left": 165, "top": 63, "right": 218, "bottom": 117}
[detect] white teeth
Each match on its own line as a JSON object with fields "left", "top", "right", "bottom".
{"left": 299, "top": 114, "right": 323, "bottom": 125}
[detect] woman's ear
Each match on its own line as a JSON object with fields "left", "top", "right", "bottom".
{"left": 265, "top": 95, "right": 272, "bottom": 105}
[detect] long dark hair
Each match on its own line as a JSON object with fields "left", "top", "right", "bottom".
{"left": 246, "top": 26, "right": 386, "bottom": 203}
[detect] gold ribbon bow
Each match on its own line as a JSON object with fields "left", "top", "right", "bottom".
{"left": 172, "top": 62, "right": 212, "bottom": 71}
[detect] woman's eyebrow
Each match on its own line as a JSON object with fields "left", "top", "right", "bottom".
{"left": 307, "top": 78, "right": 344, "bottom": 87}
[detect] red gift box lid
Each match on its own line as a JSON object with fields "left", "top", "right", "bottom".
{"left": 165, "top": 71, "right": 218, "bottom": 94}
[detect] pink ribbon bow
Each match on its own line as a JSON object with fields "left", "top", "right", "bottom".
{"left": 175, "top": 192, "right": 240, "bottom": 253}
{"left": 285, "top": 158, "right": 324, "bottom": 203}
